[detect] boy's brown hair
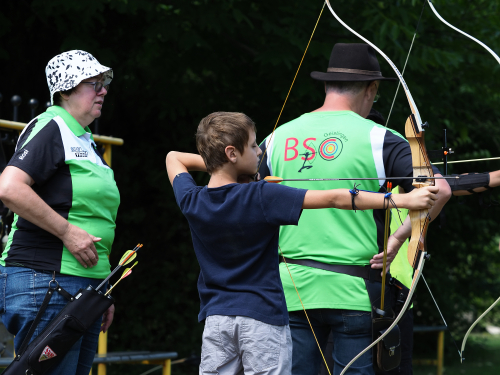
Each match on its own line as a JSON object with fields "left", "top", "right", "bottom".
{"left": 196, "top": 112, "right": 257, "bottom": 173}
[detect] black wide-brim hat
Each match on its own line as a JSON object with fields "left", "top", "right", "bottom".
{"left": 311, "top": 43, "right": 397, "bottom": 82}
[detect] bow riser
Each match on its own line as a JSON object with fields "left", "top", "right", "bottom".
{"left": 407, "top": 211, "right": 430, "bottom": 267}
{"left": 405, "top": 115, "right": 434, "bottom": 267}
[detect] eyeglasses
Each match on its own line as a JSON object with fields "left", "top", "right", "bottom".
{"left": 82, "top": 81, "right": 110, "bottom": 93}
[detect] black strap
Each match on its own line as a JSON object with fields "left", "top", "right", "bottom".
{"left": 16, "top": 274, "right": 74, "bottom": 358}
{"left": 280, "top": 257, "right": 386, "bottom": 283}
{"left": 55, "top": 285, "right": 75, "bottom": 302}
{"left": 17, "top": 286, "right": 54, "bottom": 357}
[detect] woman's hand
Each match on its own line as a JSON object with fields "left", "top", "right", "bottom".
{"left": 101, "top": 304, "right": 115, "bottom": 333}
{"left": 61, "top": 223, "right": 101, "bottom": 268}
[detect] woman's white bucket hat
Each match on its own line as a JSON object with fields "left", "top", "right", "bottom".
{"left": 45, "top": 50, "right": 113, "bottom": 104}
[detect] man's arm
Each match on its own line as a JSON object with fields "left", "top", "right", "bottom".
{"left": 452, "top": 170, "right": 500, "bottom": 196}
{"left": 390, "top": 174, "right": 451, "bottom": 241}
{"left": 370, "top": 174, "right": 452, "bottom": 270}
{"left": 166, "top": 152, "right": 207, "bottom": 185}
{"left": 302, "top": 185, "right": 439, "bottom": 211}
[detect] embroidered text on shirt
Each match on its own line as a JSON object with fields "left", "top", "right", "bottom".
{"left": 71, "top": 146, "right": 89, "bottom": 158}
{"left": 19, "top": 149, "right": 29, "bottom": 160}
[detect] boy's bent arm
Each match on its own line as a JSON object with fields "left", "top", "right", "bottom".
{"left": 166, "top": 152, "right": 207, "bottom": 185}
{"left": 302, "top": 185, "right": 439, "bottom": 210}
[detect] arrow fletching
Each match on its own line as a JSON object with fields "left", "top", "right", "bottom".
{"left": 121, "top": 261, "right": 138, "bottom": 279}
{"left": 119, "top": 250, "right": 137, "bottom": 266}
{"left": 264, "top": 176, "right": 283, "bottom": 183}
{"left": 96, "top": 244, "right": 143, "bottom": 292}
{"left": 105, "top": 261, "right": 138, "bottom": 296}
{"left": 121, "top": 269, "right": 132, "bottom": 279}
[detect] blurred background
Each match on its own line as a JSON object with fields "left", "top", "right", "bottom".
{"left": 1, "top": 0, "right": 500, "bottom": 374}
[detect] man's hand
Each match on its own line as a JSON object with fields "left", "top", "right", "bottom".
{"left": 61, "top": 224, "right": 101, "bottom": 268}
{"left": 370, "top": 235, "right": 405, "bottom": 275}
{"left": 101, "top": 304, "right": 115, "bottom": 333}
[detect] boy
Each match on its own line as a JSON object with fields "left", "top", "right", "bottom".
{"left": 166, "top": 112, "right": 438, "bottom": 375}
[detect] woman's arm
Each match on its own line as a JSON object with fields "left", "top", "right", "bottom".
{"left": 166, "top": 152, "right": 207, "bottom": 185}
{"left": 302, "top": 184, "right": 439, "bottom": 210}
{"left": 0, "top": 166, "right": 100, "bottom": 268}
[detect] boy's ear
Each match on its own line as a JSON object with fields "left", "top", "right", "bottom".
{"left": 225, "top": 145, "right": 237, "bottom": 164}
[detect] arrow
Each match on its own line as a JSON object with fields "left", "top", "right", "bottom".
{"left": 105, "top": 261, "right": 138, "bottom": 296}
{"left": 264, "top": 176, "right": 458, "bottom": 183}
{"left": 380, "top": 182, "right": 393, "bottom": 313}
{"left": 96, "top": 244, "right": 143, "bottom": 292}
{"left": 432, "top": 156, "right": 500, "bottom": 165}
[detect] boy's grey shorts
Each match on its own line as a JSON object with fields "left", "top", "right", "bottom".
{"left": 200, "top": 315, "right": 292, "bottom": 375}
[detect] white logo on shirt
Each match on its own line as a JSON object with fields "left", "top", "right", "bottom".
{"left": 71, "top": 146, "right": 88, "bottom": 158}
{"left": 19, "top": 149, "right": 29, "bottom": 160}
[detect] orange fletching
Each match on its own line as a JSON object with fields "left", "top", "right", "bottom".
{"left": 119, "top": 252, "right": 134, "bottom": 265}
{"left": 264, "top": 176, "right": 283, "bottom": 183}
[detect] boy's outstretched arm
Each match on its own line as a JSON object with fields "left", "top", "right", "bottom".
{"left": 166, "top": 152, "right": 206, "bottom": 185}
{"left": 302, "top": 185, "right": 439, "bottom": 210}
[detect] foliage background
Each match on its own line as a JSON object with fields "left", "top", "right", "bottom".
{"left": 1, "top": 0, "right": 500, "bottom": 373}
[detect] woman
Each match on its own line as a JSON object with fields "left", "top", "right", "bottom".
{"left": 0, "top": 50, "right": 120, "bottom": 375}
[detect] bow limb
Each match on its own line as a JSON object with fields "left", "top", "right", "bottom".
{"left": 460, "top": 296, "right": 500, "bottom": 362}
{"left": 427, "top": 0, "right": 500, "bottom": 65}
{"left": 323, "top": 2, "right": 433, "bottom": 374}
{"left": 340, "top": 252, "right": 428, "bottom": 375}
{"left": 324, "top": 0, "right": 424, "bottom": 131}
{"left": 427, "top": 0, "right": 500, "bottom": 362}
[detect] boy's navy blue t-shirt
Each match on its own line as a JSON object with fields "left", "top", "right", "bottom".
{"left": 173, "top": 173, "right": 307, "bottom": 326}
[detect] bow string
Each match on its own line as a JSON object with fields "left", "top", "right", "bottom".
{"left": 258, "top": 3, "right": 334, "bottom": 374}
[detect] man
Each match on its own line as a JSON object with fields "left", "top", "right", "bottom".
{"left": 258, "top": 43, "right": 451, "bottom": 375}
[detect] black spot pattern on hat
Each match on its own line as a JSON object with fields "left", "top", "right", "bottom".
{"left": 45, "top": 50, "right": 113, "bottom": 103}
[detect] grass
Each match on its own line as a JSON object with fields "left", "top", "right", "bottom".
{"left": 414, "top": 333, "right": 500, "bottom": 375}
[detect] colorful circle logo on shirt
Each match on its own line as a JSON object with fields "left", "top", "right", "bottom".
{"left": 319, "top": 138, "right": 343, "bottom": 161}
